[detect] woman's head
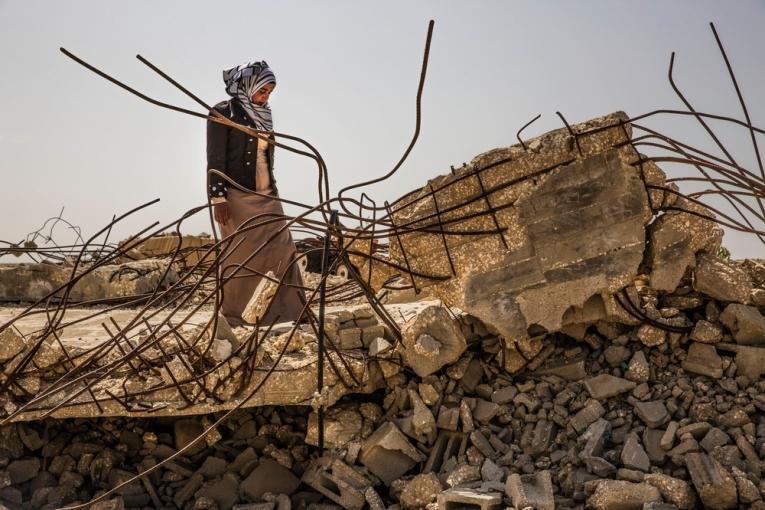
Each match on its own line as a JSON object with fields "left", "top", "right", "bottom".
{"left": 222, "top": 60, "right": 276, "bottom": 131}
{"left": 223, "top": 60, "right": 276, "bottom": 105}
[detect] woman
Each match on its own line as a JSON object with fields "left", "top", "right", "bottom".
{"left": 207, "top": 60, "right": 305, "bottom": 327}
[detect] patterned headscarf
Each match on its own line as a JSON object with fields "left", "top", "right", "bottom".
{"left": 222, "top": 61, "right": 276, "bottom": 132}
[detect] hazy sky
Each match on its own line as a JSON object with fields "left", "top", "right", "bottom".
{"left": 1, "top": 0, "right": 764, "bottom": 259}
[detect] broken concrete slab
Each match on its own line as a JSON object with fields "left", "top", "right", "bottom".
{"left": 693, "top": 252, "right": 752, "bottom": 304}
{"left": 0, "top": 260, "right": 179, "bottom": 303}
{"left": 373, "top": 113, "right": 655, "bottom": 373}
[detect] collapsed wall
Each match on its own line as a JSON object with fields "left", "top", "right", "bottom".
{"left": 354, "top": 111, "right": 722, "bottom": 373}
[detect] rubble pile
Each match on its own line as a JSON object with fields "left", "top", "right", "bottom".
{"left": 2, "top": 111, "right": 765, "bottom": 509}
{"left": 0, "top": 255, "right": 764, "bottom": 509}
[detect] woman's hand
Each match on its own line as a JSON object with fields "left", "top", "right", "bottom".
{"left": 213, "top": 202, "right": 230, "bottom": 225}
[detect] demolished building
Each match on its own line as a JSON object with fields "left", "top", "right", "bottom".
{"left": 1, "top": 106, "right": 765, "bottom": 510}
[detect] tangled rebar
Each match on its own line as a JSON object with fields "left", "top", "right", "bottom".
{"left": 0, "top": 20, "right": 763, "bottom": 509}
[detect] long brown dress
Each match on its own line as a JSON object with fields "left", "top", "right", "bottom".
{"left": 217, "top": 137, "right": 305, "bottom": 326}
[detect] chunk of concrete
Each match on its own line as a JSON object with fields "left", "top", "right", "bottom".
{"left": 241, "top": 271, "right": 279, "bottom": 324}
{"left": 636, "top": 324, "right": 667, "bottom": 347}
{"left": 399, "top": 473, "right": 443, "bottom": 510}
{"left": 0, "top": 327, "right": 25, "bottom": 362}
{"left": 689, "top": 320, "right": 723, "bottom": 344}
{"left": 379, "top": 115, "right": 651, "bottom": 371}
{"left": 643, "top": 473, "right": 697, "bottom": 510}
{"left": 240, "top": 459, "right": 300, "bottom": 500}
{"left": 409, "top": 389, "right": 437, "bottom": 444}
{"left": 681, "top": 342, "right": 723, "bottom": 379}
{"left": 693, "top": 252, "right": 752, "bottom": 304}
{"left": 425, "top": 431, "right": 468, "bottom": 473}
{"left": 647, "top": 195, "right": 722, "bottom": 292}
{"left": 569, "top": 399, "right": 606, "bottom": 433}
{"left": 584, "top": 374, "right": 637, "bottom": 399}
{"left": 7, "top": 458, "right": 40, "bottom": 484}
{"left": 700, "top": 427, "right": 731, "bottom": 453}
{"left": 621, "top": 433, "right": 651, "bottom": 472}
{"left": 633, "top": 401, "right": 669, "bottom": 428}
{"left": 715, "top": 342, "right": 765, "bottom": 380}
{"left": 685, "top": 453, "right": 738, "bottom": 510}
{"left": 720, "top": 304, "right": 765, "bottom": 345}
{"left": 305, "top": 406, "right": 363, "bottom": 448}
{"left": 301, "top": 457, "right": 370, "bottom": 510}
{"left": 437, "top": 489, "right": 502, "bottom": 510}
{"left": 505, "top": 470, "right": 554, "bottom": 510}
{"left": 586, "top": 480, "right": 662, "bottom": 510}
{"left": 401, "top": 306, "right": 467, "bottom": 377}
{"left": 625, "top": 350, "right": 650, "bottom": 383}
{"left": 359, "top": 422, "right": 426, "bottom": 485}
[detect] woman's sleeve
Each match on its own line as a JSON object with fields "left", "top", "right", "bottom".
{"left": 207, "top": 116, "right": 229, "bottom": 200}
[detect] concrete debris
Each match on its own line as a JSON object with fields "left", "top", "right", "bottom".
{"left": 584, "top": 374, "right": 637, "bottom": 399}
{"left": 398, "top": 473, "right": 442, "bottom": 509}
{"left": 720, "top": 303, "right": 765, "bottom": 345}
{"left": 359, "top": 422, "right": 426, "bottom": 485}
{"left": 643, "top": 473, "right": 697, "bottom": 510}
{"left": 3, "top": 112, "right": 765, "bottom": 510}
{"left": 301, "top": 457, "right": 370, "bottom": 510}
{"left": 505, "top": 470, "right": 554, "bottom": 510}
{"left": 681, "top": 342, "right": 723, "bottom": 379}
{"left": 242, "top": 271, "right": 279, "bottom": 324}
{"left": 694, "top": 252, "right": 753, "bottom": 304}
{"left": 685, "top": 452, "right": 738, "bottom": 510}
{"left": 436, "top": 489, "right": 502, "bottom": 510}
{"left": 0, "top": 259, "right": 179, "bottom": 302}
{"left": 585, "top": 479, "right": 662, "bottom": 510}
{"left": 400, "top": 305, "right": 467, "bottom": 377}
